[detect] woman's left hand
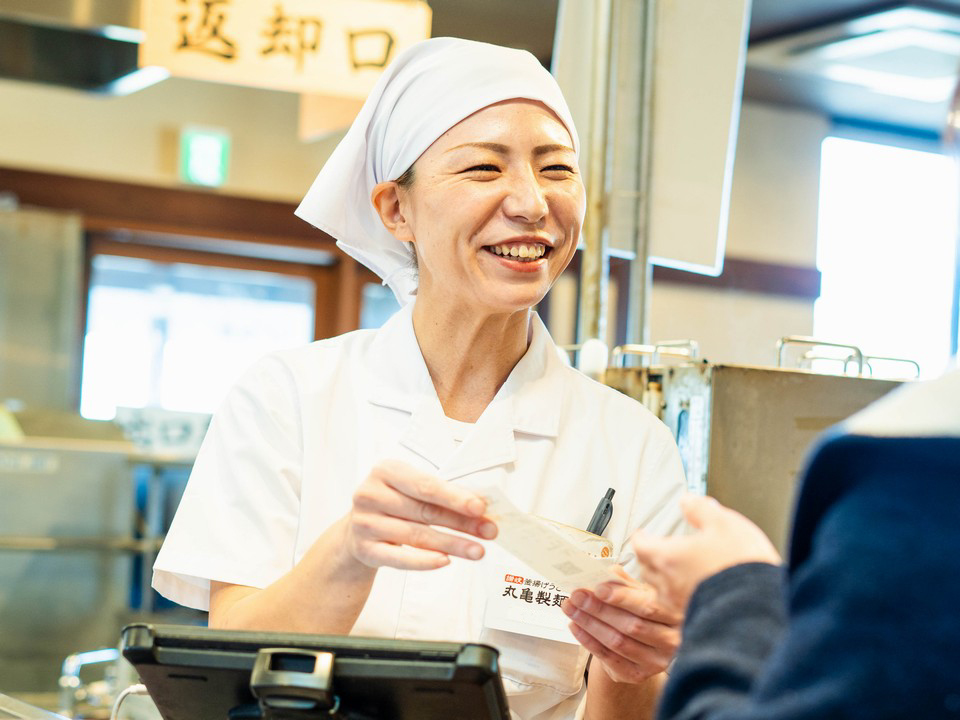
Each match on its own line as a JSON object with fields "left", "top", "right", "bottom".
{"left": 562, "top": 567, "right": 682, "bottom": 684}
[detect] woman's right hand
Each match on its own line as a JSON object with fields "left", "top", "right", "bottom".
{"left": 343, "top": 460, "right": 498, "bottom": 571}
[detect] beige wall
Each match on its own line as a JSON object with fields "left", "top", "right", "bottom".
{"left": 650, "top": 100, "right": 831, "bottom": 366}
{"left": 725, "top": 101, "right": 828, "bottom": 266}
{"left": 0, "top": 76, "right": 340, "bottom": 201}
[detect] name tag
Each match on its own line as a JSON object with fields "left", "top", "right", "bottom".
{"left": 483, "top": 520, "right": 613, "bottom": 644}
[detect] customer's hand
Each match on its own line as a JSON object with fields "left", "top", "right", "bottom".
{"left": 631, "top": 494, "right": 781, "bottom": 618}
{"left": 562, "top": 566, "right": 682, "bottom": 684}
{"left": 343, "top": 460, "right": 497, "bottom": 570}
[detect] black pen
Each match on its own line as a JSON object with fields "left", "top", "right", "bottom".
{"left": 586, "top": 488, "right": 615, "bottom": 536}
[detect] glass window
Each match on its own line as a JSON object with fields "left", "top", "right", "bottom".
{"left": 815, "top": 134, "right": 959, "bottom": 378}
{"left": 80, "top": 255, "right": 315, "bottom": 420}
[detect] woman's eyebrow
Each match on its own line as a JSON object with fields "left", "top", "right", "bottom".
{"left": 446, "top": 142, "right": 509, "bottom": 154}
{"left": 445, "top": 142, "right": 575, "bottom": 156}
{"left": 532, "top": 143, "right": 575, "bottom": 156}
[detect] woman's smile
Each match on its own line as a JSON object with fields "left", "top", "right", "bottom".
{"left": 481, "top": 239, "right": 554, "bottom": 273}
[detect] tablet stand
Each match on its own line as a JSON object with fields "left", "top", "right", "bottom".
{"left": 228, "top": 648, "right": 345, "bottom": 720}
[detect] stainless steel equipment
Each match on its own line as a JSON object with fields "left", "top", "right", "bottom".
{"left": 0, "top": 0, "right": 155, "bottom": 95}
{"left": 0, "top": 207, "right": 85, "bottom": 412}
{"left": 0, "top": 692, "right": 68, "bottom": 720}
{"left": 0, "top": 408, "right": 199, "bottom": 714}
{"left": 0, "top": 437, "right": 135, "bottom": 694}
{"left": 604, "top": 361, "right": 902, "bottom": 552}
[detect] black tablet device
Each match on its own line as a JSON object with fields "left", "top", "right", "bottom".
{"left": 120, "top": 624, "right": 510, "bottom": 720}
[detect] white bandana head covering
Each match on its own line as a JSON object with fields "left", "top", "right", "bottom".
{"left": 295, "top": 36, "right": 579, "bottom": 305}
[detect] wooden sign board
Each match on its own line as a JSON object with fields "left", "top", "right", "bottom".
{"left": 140, "top": 0, "right": 432, "bottom": 97}
{"left": 298, "top": 93, "right": 365, "bottom": 141}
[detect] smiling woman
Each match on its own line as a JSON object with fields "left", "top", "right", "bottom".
{"left": 151, "top": 37, "right": 688, "bottom": 720}
{"left": 370, "top": 100, "right": 584, "bottom": 337}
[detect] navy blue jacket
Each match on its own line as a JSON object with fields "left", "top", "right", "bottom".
{"left": 657, "top": 377, "right": 960, "bottom": 719}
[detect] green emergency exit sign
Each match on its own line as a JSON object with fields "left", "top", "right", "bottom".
{"left": 179, "top": 126, "right": 231, "bottom": 187}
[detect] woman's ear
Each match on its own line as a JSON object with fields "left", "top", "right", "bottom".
{"left": 371, "top": 181, "right": 415, "bottom": 244}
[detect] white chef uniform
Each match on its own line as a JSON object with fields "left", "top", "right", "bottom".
{"left": 153, "top": 303, "right": 687, "bottom": 719}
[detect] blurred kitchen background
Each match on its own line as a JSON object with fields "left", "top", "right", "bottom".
{"left": 1, "top": 0, "right": 959, "bottom": 716}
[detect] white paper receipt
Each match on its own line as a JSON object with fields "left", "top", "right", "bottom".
{"left": 476, "top": 485, "right": 623, "bottom": 591}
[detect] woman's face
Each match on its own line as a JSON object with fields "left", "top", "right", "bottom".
{"left": 394, "top": 99, "right": 585, "bottom": 315}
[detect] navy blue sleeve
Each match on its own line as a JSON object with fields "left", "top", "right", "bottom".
{"left": 656, "top": 563, "right": 786, "bottom": 720}
{"left": 656, "top": 436, "right": 960, "bottom": 720}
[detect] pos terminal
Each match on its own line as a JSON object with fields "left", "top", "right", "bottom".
{"left": 120, "top": 624, "right": 509, "bottom": 720}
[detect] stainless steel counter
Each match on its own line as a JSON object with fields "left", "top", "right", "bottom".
{"left": 0, "top": 439, "right": 197, "bottom": 697}
{"left": 605, "top": 362, "right": 902, "bottom": 552}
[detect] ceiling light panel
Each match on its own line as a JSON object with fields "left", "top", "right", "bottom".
{"left": 748, "top": 6, "right": 960, "bottom": 105}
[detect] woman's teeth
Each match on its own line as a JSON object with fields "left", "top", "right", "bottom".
{"left": 487, "top": 244, "right": 547, "bottom": 260}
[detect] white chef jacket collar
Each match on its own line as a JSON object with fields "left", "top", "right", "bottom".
{"left": 364, "top": 304, "right": 564, "bottom": 438}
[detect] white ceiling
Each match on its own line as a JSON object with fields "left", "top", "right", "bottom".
{"left": 744, "top": 2, "right": 960, "bottom": 131}
{"left": 747, "top": 0, "right": 960, "bottom": 41}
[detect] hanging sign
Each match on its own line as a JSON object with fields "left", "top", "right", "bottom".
{"left": 298, "top": 92, "right": 365, "bottom": 140}
{"left": 140, "top": 0, "right": 432, "bottom": 97}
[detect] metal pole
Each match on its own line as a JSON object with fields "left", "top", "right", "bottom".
{"left": 951, "top": 223, "right": 960, "bottom": 359}
{"left": 576, "top": 0, "right": 613, "bottom": 344}
{"left": 946, "top": 72, "right": 960, "bottom": 360}
{"left": 627, "top": 0, "right": 657, "bottom": 346}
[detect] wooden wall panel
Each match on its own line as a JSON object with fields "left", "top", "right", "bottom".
{"left": 0, "top": 166, "right": 336, "bottom": 253}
